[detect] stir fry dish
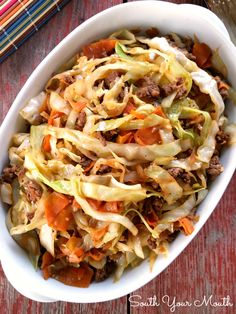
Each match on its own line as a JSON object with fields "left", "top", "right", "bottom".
{"left": 1, "top": 28, "right": 235, "bottom": 287}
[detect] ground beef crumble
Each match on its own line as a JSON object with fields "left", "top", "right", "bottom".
{"left": 161, "top": 77, "right": 186, "bottom": 99}
{"left": 143, "top": 196, "right": 164, "bottom": 215}
{"left": 168, "top": 167, "right": 192, "bottom": 184}
{"left": 136, "top": 76, "right": 160, "bottom": 101}
{"left": 104, "top": 71, "right": 121, "bottom": 88}
{"left": 102, "top": 129, "right": 119, "bottom": 142}
{"left": 147, "top": 236, "right": 157, "bottom": 250}
{"left": 23, "top": 180, "right": 43, "bottom": 203}
{"left": 0, "top": 165, "right": 20, "bottom": 183}
{"left": 97, "top": 165, "right": 112, "bottom": 175}
{"left": 75, "top": 111, "right": 86, "bottom": 131}
{"left": 206, "top": 155, "right": 223, "bottom": 180}
{"left": 94, "top": 260, "right": 116, "bottom": 282}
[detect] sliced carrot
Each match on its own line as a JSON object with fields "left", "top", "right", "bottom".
{"left": 192, "top": 42, "right": 212, "bottom": 68}
{"left": 42, "top": 134, "right": 51, "bottom": 153}
{"left": 130, "top": 110, "right": 146, "bottom": 120}
{"left": 83, "top": 39, "right": 117, "bottom": 59}
{"left": 41, "top": 252, "right": 54, "bottom": 280}
{"left": 87, "top": 198, "right": 123, "bottom": 214}
{"left": 52, "top": 207, "right": 73, "bottom": 232}
{"left": 87, "top": 198, "right": 103, "bottom": 210}
{"left": 123, "top": 99, "right": 136, "bottom": 114}
{"left": 48, "top": 110, "right": 64, "bottom": 126}
{"left": 134, "top": 127, "right": 162, "bottom": 145}
{"left": 53, "top": 264, "right": 94, "bottom": 288}
{"left": 116, "top": 131, "right": 134, "bottom": 144}
{"left": 66, "top": 236, "right": 82, "bottom": 252}
{"left": 153, "top": 106, "right": 166, "bottom": 118}
{"left": 45, "top": 192, "right": 72, "bottom": 231}
{"left": 145, "top": 209, "right": 159, "bottom": 228}
{"left": 72, "top": 199, "right": 82, "bottom": 211}
{"left": 179, "top": 217, "right": 194, "bottom": 235}
{"left": 92, "top": 226, "right": 108, "bottom": 242}
{"left": 66, "top": 237, "right": 84, "bottom": 259}
{"left": 71, "top": 101, "right": 87, "bottom": 113}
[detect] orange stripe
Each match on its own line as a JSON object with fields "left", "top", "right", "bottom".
{"left": 0, "top": 0, "right": 31, "bottom": 27}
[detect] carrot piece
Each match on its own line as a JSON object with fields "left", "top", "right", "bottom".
{"left": 179, "top": 217, "right": 194, "bottom": 235}
{"left": 66, "top": 236, "right": 82, "bottom": 251}
{"left": 71, "top": 101, "right": 87, "bottom": 113}
{"left": 87, "top": 198, "right": 123, "bottom": 214}
{"left": 192, "top": 42, "right": 212, "bottom": 68}
{"left": 153, "top": 106, "right": 166, "bottom": 118}
{"left": 123, "top": 99, "right": 136, "bottom": 114}
{"left": 42, "top": 134, "right": 51, "bottom": 153}
{"left": 52, "top": 207, "right": 73, "bottom": 232}
{"left": 116, "top": 131, "right": 134, "bottom": 144}
{"left": 134, "top": 127, "right": 162, "bottom": 145}
{"left": 72, "top": 199, "right": 82, "bottom": 210}
{"left": 92, "top": 226, "right": 108, "bottom": 242}
{"left": 83, "top": 39, "right": 117, "bottom": 59}
{"left": 48, "top": 110, "right": 64, "bottom": 126}
{"left": 88, "top": 248, "right": 105, "bottom": 261}
{"left": 66, "top": 237, "right": 84, "bottom": 258}
{"left": 87, "top": 198, "right": 103, "bottom": 210}
{"left": 145, "top": 209, "right": 159, "bottom": 228}
{"left": 41, "top": 252, "right": 54, "bottom": 280}
{"left": 54, "top": 264, "right": 94, "bottom": 288}
{"left": 130, "top": 110, "right": 146, "bottom": 119}
{"left": 45, "top": 192, "right": 72, "bottom": 231}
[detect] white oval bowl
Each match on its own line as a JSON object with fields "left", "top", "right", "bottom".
{"left": 0, "top": 1, "right": 236, "bottom": 303}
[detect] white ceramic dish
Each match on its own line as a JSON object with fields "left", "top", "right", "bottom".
{"left": 1, "top": 1, "right": 236, "bottom": 303}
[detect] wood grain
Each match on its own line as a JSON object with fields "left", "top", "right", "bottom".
{"left": 0, "top": 1, "right": 235, "bottom": 313}
{"left": 207, "top": 0, "right": 236, "bottom": 44}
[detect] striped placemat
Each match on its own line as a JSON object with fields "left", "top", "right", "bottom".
{"left": 0, "top": 0, "right": 71, "bottom": 63}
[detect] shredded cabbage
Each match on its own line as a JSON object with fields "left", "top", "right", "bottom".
{"left": 145, "top": 164, "right": 183, "bottom": 204}
{"left": 20, "top": 92, "right": 46, "bottom": 125}
{"left": 154, "top": 195, "right": 196, "bottom": 236}
{"left": 2, "top": 28, "right": 232, "bottom": 287}
{"left": 43, "top": 125, "right": 182, "bottom": 161}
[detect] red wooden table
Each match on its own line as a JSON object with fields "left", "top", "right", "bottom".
{"left": 0, "top": 1, "right": 235, "bottom": 313}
